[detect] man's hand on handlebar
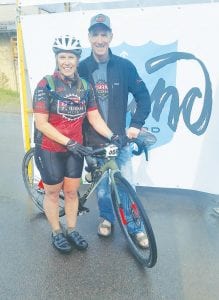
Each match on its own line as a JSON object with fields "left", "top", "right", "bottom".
{"left": 66, "top": 140, "right": 92, "bottom": 157}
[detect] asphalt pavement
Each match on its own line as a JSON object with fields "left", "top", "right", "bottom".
{"left": 1, "top": 112, "right": 219, "bottom": 300}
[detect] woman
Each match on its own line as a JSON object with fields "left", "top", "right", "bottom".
{"left": 33, "top": 35, "right": 118, "bottom": 254}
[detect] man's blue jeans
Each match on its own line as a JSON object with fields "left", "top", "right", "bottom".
{"left": 96, "top": 145, "right": 143, "bottom": 234}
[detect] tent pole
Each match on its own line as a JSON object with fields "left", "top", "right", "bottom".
{"left": 16, "top": 0, "right": 31, "bottom": 152}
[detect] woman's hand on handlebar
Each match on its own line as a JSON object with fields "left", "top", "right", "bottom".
{"left": 66, "top": 140, "right": 92, "bottom": 157}
{"left": 110, "top": 133, "right": 129, "bottom": 149}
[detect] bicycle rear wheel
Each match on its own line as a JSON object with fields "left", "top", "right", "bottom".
{"left": 111, "top": 172, "right": 157, "bottom": 267}
{"left": 22, "top": 148, "right": 65, "bottom": 217}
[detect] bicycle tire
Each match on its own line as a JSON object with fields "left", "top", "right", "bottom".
{"left": 111, "top": 172, "right": 157, "bottom": 267}
{"left": 22, "top": 148, "right": 65, "bottom": 217}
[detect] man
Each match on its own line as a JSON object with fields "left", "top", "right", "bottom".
{"left": 78, "top": 13, "right": 151, "bottom": 247}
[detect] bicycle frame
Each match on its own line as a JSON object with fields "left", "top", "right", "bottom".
{"left": 79, "top": 156, "right": 121, "bottom": 207}
{"left": 79, "top": 139, "right": 149, "bottom": 210}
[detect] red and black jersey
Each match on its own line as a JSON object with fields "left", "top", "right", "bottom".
{"left": 33, "top": 71, "right": 97, "bottom": 152}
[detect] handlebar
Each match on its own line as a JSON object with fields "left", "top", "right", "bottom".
{"left": 130, "top": 138, "right": 149, "bottom": 160}
{"left": 89, "top": 137, "right": 150, "bottom": 161}
{"left": 87, "top": 130, "right": 156, "bottom": 161}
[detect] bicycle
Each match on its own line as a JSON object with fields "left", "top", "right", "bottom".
{"left": 22, "top": 133, "right": 157, "bottom": 267}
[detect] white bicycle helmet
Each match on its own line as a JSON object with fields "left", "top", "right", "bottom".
{"left": 52, "top": 35, "right": 82, "bottom": 56}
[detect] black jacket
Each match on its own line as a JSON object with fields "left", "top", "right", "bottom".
{"left": 78, "top": 49, "right": 151, "bottom": 146}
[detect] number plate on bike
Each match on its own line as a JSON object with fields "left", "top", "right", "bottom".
{"left": 105, "top": 144, "right": 118, "bottom": 157}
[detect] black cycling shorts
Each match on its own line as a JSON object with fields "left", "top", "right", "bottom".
{"left": 34, "top": 146, "right": 83, "bottom": 185}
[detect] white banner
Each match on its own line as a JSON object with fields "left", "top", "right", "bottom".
{"left": 20, "top": 3, "right": 219, "bottom": 194}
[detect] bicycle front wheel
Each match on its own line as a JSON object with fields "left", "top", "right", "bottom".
{"left": 22, "top": 148, "right": 65, "bottom": 217}
{"left": 111, "top": 172, "right": 157, "bottom": 267}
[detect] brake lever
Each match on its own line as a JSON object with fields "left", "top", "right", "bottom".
{"left": 132, "top": 146, "right": 142, "bottom": 156}
{"left": 130, "top": 138, "right": 149, "bottom": 161}
{"left": 131, "top": 139, "right": 144, "bottom": 156}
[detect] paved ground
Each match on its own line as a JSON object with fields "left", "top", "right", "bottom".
{"left": 1, "top": 112, "right": 219, "bottom": 300}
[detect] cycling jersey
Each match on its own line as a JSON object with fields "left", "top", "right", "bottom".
{"left": 33, "top": 71, "right": 97, "bottom": 152}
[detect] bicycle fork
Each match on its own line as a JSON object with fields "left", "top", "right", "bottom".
{"left": 110, "top": 171, "right": 140, "bottom": 226}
